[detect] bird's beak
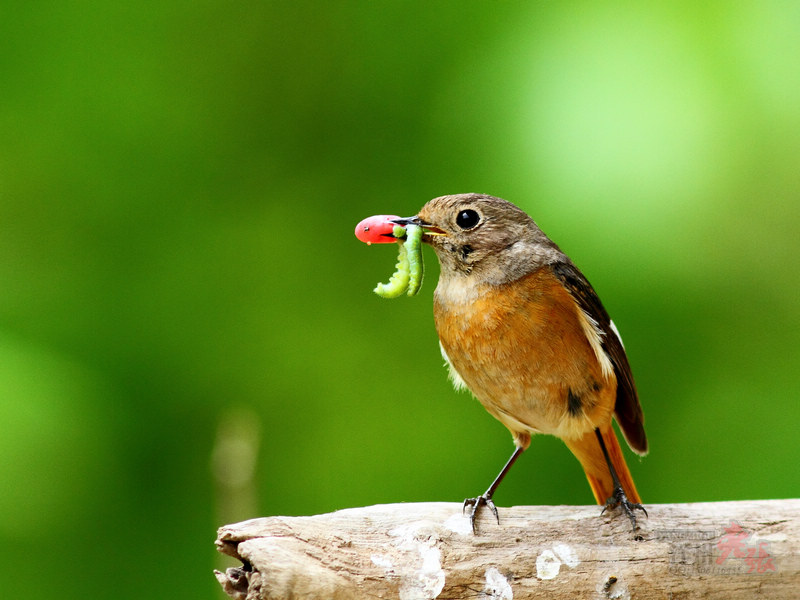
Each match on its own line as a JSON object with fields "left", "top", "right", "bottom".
{"left": 390, "top": 216, "right": 446, "bottom": 237}
{"left": 390, "top": 216, "right": 426, "bottom": 227}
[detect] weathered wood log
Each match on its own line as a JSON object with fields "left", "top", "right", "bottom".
{"left": 215, "top": 499, "right": 799, "bottom": 599}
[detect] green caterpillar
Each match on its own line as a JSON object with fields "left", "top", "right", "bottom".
{"left": 374, "top": 224, "right": 423, "bottom": 298}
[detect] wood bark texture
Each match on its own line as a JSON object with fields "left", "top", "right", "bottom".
{"left": 215, "top": 499, "right": 799, "bottom": 599}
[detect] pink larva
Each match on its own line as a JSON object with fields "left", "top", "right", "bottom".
{"left": 355, "top": 215, "right": 402, "bottom": 245}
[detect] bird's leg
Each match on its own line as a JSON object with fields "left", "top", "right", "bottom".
{"left": 594, "top": 428, "right": 647, "bottom": 530}
{"left": 463, "top": 445, "right": 524, "bottom": 533}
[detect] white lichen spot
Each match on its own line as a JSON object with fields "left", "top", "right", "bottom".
{"left": 483, "top": 567, "right": 513, "bottom": 599}
{"left": 597, "top": 573, "right": 630, "bottom": 600}
{"left": 443, "top": 512, "right": 474, "bottom": 535}
{"left": 552, "top": 543, "right": 579, "bottom": 568}
{"left": 399, "top": 543, "right": 444, "bottom": 600}
{"left": 535, "top": 549, "right": 561, "bottom": 580}
{"left": 389, "top": 523, "right": 446, "bottom": 600}
{"left": 608, "top": 581, "right": 630, "bottom": 600}
{"left": 371, "top": 554, "right": 394, "bottom": 571}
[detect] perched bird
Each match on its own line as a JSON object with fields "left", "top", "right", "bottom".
{"left": 393, "top": 193, "right": 647, "bottom": 531}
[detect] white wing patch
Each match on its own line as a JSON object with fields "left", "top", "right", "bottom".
{"left": 439, "top": 342, "right": 468, "bottom": 392}
{"left": 576, "top": 308, "right": 614, "bottom": 381}
{"left": 609, "top": 319, "right": 625, "bottom": 349}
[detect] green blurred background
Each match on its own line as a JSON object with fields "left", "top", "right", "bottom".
{"left": 2, "top": 2, "right": 798, "bottom": 598}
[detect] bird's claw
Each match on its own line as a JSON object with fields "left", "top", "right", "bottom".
{"left": 463, "top": 494, "right": 499, "bottom": 533}
{"left": 601, "top": 485, "right": 648, "bottom": 531}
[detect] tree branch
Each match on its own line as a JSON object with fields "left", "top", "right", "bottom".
{"left": 215, "top": 499, "right": 799, "bottom": 599}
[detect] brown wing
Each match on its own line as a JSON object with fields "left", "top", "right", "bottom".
{"left": 550, "top": 261, "right": 648, "bottom": 455}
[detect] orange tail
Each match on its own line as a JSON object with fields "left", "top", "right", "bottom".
{"left": 564, "top": 425, "right": 641, "bottom": 504}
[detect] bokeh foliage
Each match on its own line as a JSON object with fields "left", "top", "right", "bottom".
{"left": 1, "top": 2, "right": 798, "bottom": 598}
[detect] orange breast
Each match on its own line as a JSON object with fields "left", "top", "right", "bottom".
{"left": 434, "top": 267, "right": 616, "bottom": 444}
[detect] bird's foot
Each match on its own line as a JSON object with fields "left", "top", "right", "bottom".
{"left": 601, "top": 485, "right": 648, "bottom": 532}
{"left": 463, "top": 493, "right": 499, "bottom": 534}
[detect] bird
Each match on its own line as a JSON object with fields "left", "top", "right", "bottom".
{"left": 392, "top": 193, "right": 647, "bottom": 532}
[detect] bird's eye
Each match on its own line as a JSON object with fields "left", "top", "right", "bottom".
{"left": 455, "top": 209, "right": 480, "bottom": 230}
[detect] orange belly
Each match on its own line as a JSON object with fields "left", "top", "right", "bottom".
{"left": 434, "top": 267, "right": 617, "bottom": 447}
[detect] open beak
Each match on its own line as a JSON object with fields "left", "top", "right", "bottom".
{"left": 390, "top": 216, "right": 446, "bottom": 237}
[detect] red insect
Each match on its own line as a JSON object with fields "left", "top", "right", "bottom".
{"left": 354, "top": 215, "right": 402, "bottom": 245}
